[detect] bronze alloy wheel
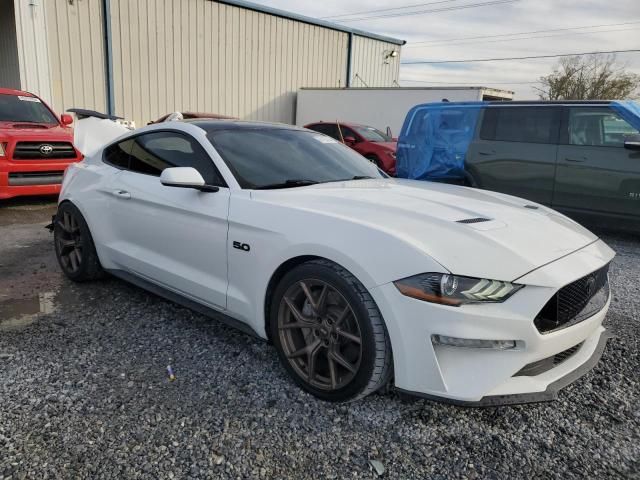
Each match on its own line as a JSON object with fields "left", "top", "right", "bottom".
{"left": 55, "top": 209, "right": 84, "bottom": 274}
{"left": 277, "top": 279, "right": 363, "bottom": 391}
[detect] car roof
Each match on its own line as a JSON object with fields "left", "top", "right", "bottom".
{"left": 306, "top": 121, "right": 372, "bottom": 129}
{"left": 0, "top": 88, "right": 36, "bottom": 97}
{"left": 189, "top": 119, "right": 307, "bottom": 131}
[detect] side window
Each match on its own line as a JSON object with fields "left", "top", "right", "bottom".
{"left": 340, "top": 126, "right": 358, "bottom": 141}
{"left": 103, "top": 138, "right": 134, "bottom": 169}
{"left": 480, "top": 107, "right": 558, "bottom": 144}
{"left": 309, "top": 123, "right": 340, "bottom": 140}
{"left": 568, "top": 107, "right": 639, "bottom": 147}
{"left": 128, "top": 131, "right": 224, "bottom": 185}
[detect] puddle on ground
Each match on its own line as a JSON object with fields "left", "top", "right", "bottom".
{"left": 0, "top": 291, "right": 58, "bottom": 330}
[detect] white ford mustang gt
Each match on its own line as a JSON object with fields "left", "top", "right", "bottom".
{"left": 54, "top": 118, "right": 615, "bottom": 405}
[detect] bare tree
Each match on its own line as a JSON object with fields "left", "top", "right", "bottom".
{"left": 536, "top": 54, "right": 640, "bottom": 100}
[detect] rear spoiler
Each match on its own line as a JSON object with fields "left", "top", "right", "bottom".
{"left": 66, "top": 108, "right": 123, "bottom": 121}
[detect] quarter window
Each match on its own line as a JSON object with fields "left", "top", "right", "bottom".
{"left": 103, "top": 138, "right": 134, "bottom": 169}
{"left": 127, "top": 131, "right": 223, "bottom": 185}
{"left": 568, "top": 107, "right": 639, "bottom": 147}
{"left": 481, "top": 107, "right": 559, "bottom": 144}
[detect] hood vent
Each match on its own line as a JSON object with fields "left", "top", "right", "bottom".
{"left": 13, "top": 123, "right": 48, "bottom": 129}
{"left": 456, "top": 217, "right": 492, "bottom": 224}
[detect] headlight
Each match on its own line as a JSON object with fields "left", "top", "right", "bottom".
{"left": 393, "top": 273, "right": 523, "bottom": 306}
{"left": 387, "top": 151, "right": 396, "bottom": 158}
{"left": 0, "top": 142, "right": 6, "bottom": 157}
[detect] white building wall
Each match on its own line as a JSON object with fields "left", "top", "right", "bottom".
{"left": 43, "top": 0, "right": 108, "bottom": 114}
{"left": 0, "top": 0, "right": 21, "bottom": 89}
{"left": 12, "top": 0, "right": 52, "bottom": 102}
{"left": 351, "top": 35, "right": 401, "bottom": 88}
{"left": 108, "top": 0, "right": 349, "bottom": 126}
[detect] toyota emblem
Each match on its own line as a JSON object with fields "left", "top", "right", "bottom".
{"left": 40, "top": 144, "right": 53, "bottom": 155}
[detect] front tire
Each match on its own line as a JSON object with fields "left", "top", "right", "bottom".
{"left": 54, "top": 202, "right": 105, "bottom": 282}
{"left": 270, "top": 259, "right": 392, "bottom": 402}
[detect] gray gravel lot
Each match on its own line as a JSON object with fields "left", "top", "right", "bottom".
{"left": 0, "top": 205, "right": 639, "bottom": 479}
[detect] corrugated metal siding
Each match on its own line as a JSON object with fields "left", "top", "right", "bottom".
{"left": 109, "top": 0, "right": 349, "bottom": 126}
{"left": 43, "top": 0, "right": 107, "bottom": 114}
{"left": 0, "top": 1, "right": 21, "bottom": 89}
{"left": 351, "top": 35, "right": 400, "bottom": 87}
{"left": 12, "top": 0, "right": 52, "bottom": 101}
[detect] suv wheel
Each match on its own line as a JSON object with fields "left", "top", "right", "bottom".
{"left": 270, "top": 259, "right": 392, "bottom": 402}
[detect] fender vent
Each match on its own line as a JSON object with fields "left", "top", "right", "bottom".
{"left": 456, "top": 217, "right": 491, "bottom": 224}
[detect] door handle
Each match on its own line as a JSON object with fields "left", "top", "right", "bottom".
{"left": 565, "top": 157, "right": 586, "bottom": 163}
{"left": 112, "top": 189, "right": 131, "bottom": 199}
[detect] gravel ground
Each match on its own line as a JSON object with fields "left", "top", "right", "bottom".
{"left": 0, "top": 209, "right": 639, "bottom": 479}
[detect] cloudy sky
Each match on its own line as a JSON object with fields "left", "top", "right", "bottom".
{"left": 255, "top": 0, "right": 640, "bottom": 99}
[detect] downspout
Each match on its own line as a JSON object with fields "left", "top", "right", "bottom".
{"left": 102, "top": 0, "right": 115, "bottom": 116}
{"left": 346, "top": 32, "right": 353, "bottom": 88}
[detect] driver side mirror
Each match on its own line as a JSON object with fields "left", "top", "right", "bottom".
{"left": 60, "top": 114, "right": 74, "bottom": 126}
{"left": 624, "top": 134, "right": 640, "bottom": 151}
{"left": 160, "top": 167, "right": 219, "bottom": 192}
{"left": 343, "top": 136, "right": 357, "bottom": 146}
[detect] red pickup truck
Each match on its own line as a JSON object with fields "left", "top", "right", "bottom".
{"left": 0, "top": 88, "right": 82, "bottom": 200}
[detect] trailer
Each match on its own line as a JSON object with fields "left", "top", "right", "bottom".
{"left": 295, "top": 87, "right": 514, "bottom": 137}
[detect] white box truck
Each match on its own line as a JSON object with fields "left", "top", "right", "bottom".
{"left": 295, "top": 87, "right": 513, "bottom": 137}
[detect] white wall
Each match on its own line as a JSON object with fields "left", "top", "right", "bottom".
{"left": 12, "top": 0, "right": 52, "bottom": 102}
{"left": 296, "top": 88, "right": 509, "bottom": 136}
{"left": 0, "top": 0, "right": 21, "bottom": 89}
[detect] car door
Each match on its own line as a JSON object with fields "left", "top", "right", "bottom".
{"left": 106, "top": 130, "right": 230, "bottom": 310}
{"left": 466, "top": 106, "right": 560, "bottom": 205}
{"left": 554, "top": 105, "right": 640, "bottom": 223}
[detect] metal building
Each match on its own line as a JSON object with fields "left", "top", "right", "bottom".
{"left": 0, "top": 0, "right": 404, "bottom": 126}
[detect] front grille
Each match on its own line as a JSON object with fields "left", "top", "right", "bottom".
{"left": 514, "top": 342, "right": 583, "bottom": 377}
{"left": 8, "top": 171, "right": 64, "bottom": 186}
{"left": 534, "top": 264, "right": 610, "bottom": 334}
{"left": 13, "top": 141, "right": 76, "bottom": 159}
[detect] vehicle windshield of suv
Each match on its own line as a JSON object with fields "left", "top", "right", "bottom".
{"left": 353, "top": 125, "right": 391, "bottom": 142}
{"left": 206, "top": 127, "right": 385, "bottom": 189}
{"left": 0, "top": 94, "right": 58, "bottom": 124}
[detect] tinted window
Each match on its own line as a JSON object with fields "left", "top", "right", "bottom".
{"left": 307, "top": 123, "right": 340, "bottom": 140}
{"left": 128, "top": 131, "right": 223, "bottom": 185}
{"left": 568, "top": 107, "right": 639, "bottom": 147}
{"left": 0, "top": 93, "right": 58, "bottom": 124}
{"left": 206, "top": 128, "right": 384, "bottom": 189}
{"left": 103, "top": 139, "right": 134, "bottom": 169}
{"left": 481, "top": 107, "right": 558, "bottom": 144}
{"left": 352, "top": 125, "right": 391, "bottom": 142}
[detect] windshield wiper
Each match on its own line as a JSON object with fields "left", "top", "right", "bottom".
{"left": 350, "top": 175, "right": 376, "bottom": 180}
{"left": 254, "top": 179, "right": 319, "bottom": 190}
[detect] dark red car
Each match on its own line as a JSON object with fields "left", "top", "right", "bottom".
{"left": 304, "top": 121, "right": 397, "bottom": 175}
{"left": 0, "top": 88, "right": 81, "bottom": 200}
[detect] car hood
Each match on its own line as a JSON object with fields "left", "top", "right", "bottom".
{"left": 0, "top": 121, "right": 71, "bottom": 139}
{"left": 253, "top": 179, "right": 598, "bottom": 282}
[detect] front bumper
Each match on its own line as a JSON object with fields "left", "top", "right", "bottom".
{"left": 370, "top": 239, "right": 615, "bottom": 405}
{"left": 0, "top": 160, "right": 78, "bottom": 199}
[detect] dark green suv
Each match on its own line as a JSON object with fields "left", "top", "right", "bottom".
{"left": 397, "top": 101, "right": 640, "bottom": 233}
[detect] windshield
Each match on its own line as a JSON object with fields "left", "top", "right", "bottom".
{"left": 0, "top": 94, "right": 58, "bottom": 124}
{"left": 353, "top": 125, "right": 392, "bottom": 142}
{"left": 205, "top": 127, "right": 385, "bottom": 189}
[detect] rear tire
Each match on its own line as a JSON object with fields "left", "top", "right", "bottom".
{"left": 54, "top": 202, "right": 105, "bottom": 282}
{"left": 270, "top": 259, "right": 392, "bottom": 402}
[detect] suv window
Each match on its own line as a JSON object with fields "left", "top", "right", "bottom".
{"left": 127, "top": 131, "right": 223, "bottom": 185}
{"left": 307, "top": 123, "right": 340, "bottom": 140}
{"left": 480, "top": 107, "right": 559, "bottom": 144}
{"left": 568, "top": 107, "right": 639, "bottom": 147}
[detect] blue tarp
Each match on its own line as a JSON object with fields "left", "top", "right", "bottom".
{"left": 396, "top": 102, "right": 482, "bottom": 180}
{"left": 611, "top": 100, "right": 640, "bottom": 131}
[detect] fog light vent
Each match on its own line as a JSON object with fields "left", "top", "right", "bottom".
{"left": 431, "top": 334, "right": 516, "bottom": 350}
